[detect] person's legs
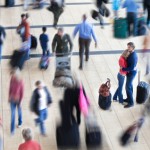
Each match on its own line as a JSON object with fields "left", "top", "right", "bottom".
{"left": 0, "top": 44, "right": 2, "bottom": 62}
{"left": 117, "top": 73, "right": 125, "bottom": 103}
{"left": 17, "top": 104, "right": 22, "bottom": 126}
{"left": 127, "top": 12, "right": 132, "bottom": 36}
{"left": 147, "top": 8, "right": 150, "bottom": 26}
{"left": 79, "top": 38, "right": 85, "bottom": 69}
{"left": 10, "top": 101, "right": 17, "bottom": 134}
{"left": 85, "top": 39, "right": 91, "bottom": 61}
{"left": 133, "top": 13, "right": 137, "bottom": 36}
{"left": 125, "top": 72, "right": 137, "bottom": 108}
{"left": 39, "top": 109, "right": 47, "bottom": 134}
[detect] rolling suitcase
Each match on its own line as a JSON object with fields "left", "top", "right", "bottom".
{"left": 10, "top": 50, "right": 27, "bottom": 70}
{"left": 85, "top": 112, "right": 102, "bottom": 147}
{"left": 30, "top": 35, "right": 37, "bottom": 49}
{"left": 136, "top": 71, "right": 150, "bottom": 104}
{"left": 5, "top": 0, "right": 14, "bottom": 7}
{"left": 56, "top": 123, "right": 80, "bottom": 148}
{"left": 39, "top": 56, "right": 49, "bottom": 69}
{"left": 114, "top": 18, "right": 128, "bottom": 39}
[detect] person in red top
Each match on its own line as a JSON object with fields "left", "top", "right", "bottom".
{"left": 18, "top": 128, "right": 41, "bottom": 150}
{"left": 9, "top": 68, "right": 24, "bottom": 135}
{"left": 113, "top": 50, "right": 130, "bottom": 104}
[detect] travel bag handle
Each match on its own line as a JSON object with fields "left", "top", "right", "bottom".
{"left": 105, "top": 78, "right": 111, "bottom": 89}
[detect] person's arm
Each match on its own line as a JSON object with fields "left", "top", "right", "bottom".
{"left": 67, "top": 34, "right": 73, "bottom": 52}
{"left": 52, "top": 34, "right": 57, "bottom": 53}
{"left": 73, "top": 24, "right": 80, "bottom": 38}
{"left": 19, "top": 81, "right": 24, "bottom": 103}
{"left": 122, "top": 54, "right": 138, "bottom": 72}
{"left": 91, "top": 27, "right": 97, "bottom": 47}
{"left": 8, "top": 77, "right": 13, "bottom": 102}
{"left": 24, "top": 22, "right": 30, "bottom": 41}
{"left": 122, "top": 0, "right": 127, "bottom": 8}
{"left": 45, "top": 87, "right": 52, "bottom": 105}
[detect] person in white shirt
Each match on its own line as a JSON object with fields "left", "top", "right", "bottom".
{"left": 30, "top": 81, "right": 52, "bottom": 135}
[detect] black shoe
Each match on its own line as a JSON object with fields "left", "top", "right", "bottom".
{"left": 124, "top": 104, "right": 134, "bottom": 108}
{"left": 85, "top": 58, "right": 89, "bottom": 61}
{"left": 123, "top": 99, "right": 128, "bottom": 103}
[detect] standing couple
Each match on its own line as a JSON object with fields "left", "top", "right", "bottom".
{"left": 113, "top": 42, "right": 138, "bottom": 108}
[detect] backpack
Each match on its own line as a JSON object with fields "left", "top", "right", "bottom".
{"left": 99, "top": 78, "right": 111, "bottom": 97}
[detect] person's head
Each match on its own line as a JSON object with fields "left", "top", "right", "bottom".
{"left": 122, "top": 50, "right": 130, "bottom": 59}
{"left": 21, "top": 13, "right": 29, "bottom": 21}
{"left": 127, "top": 42, "right": 135, "bottom": 52}
{"left": 82, "top": 14, "right": 87, "bottom": 21}
{"left": 22, "top": 128, "right": 33, "bottom": 141}
{"left": 35, "top": 80, "right": 43, "bottom": 89}
{"left": 42, "top": 27, "right": 47, "bottom": 33}
{"left": 57, "top": 27, "right": 64, "bottom": 36}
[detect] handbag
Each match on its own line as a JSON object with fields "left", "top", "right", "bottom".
{"left": 79, "top": 84, "right": 89, "bottom": 116}
{"left": 99, "top": 78, "right": 111, "bottom": 97}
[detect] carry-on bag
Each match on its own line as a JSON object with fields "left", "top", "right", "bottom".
{"left": 30, "top": 35, "right": 37, "bottom": 49}
{"left": 5, "top": 0, "right": 14, "bottom": 7}
{"left": 136, "top": 71, "right": 149, "bottom": 104}
{"left": 56, "top": 123, "right": 80, "bottom": 148}
{"left": 39, "top": 55, "right": 49, "bottom": 69}
{"left": 114, "top": 18, "right": 128, "bottom": 39}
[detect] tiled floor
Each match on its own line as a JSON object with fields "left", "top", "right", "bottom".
{"left": 0, "top": 0, "right": 150, "bottom": 150}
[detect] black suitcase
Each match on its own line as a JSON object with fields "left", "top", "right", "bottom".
{"left": 5, "top": 0, "right": 14, "bottom": 7}
{"left": 86, "top": 127, "right": 102, "bottom": 147}
{"left": 56, "top": 123, "right": 80, "bottom": 148}
{"left": 136, "top": 71, "right": 149, "bottom": 104}
{"left": 98, "top": 93, "right": 111, "bottom": 110}
{"left": 10, "top": 50, "right": 27, "bottom": 70}
{"left": 30, "top": 35, "right": 37, "bottom": 49}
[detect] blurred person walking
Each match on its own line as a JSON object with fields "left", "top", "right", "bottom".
{"left": 39, "top": 27, "right": 50, "bottom": 56}
{"left": 0, "top": 26, "right": 6, "bottom": 63}
{"left": 9, "top": 68, "right": 24, "bottom": 135}
{"left": 113, "top": 50, "right": 130, "bottom": 104}
{"left": 122, "top": 42, "right": 138, "bottom": 108}
{"left": 17, "top": 14, "right": 31, "bottom": 59}
{"left": 73, "top": 14, "right": 97, "bottom": 70}
{"left": 143, "top": 0, "right": 150, "bottom": 27}
{"left": 122, "top": 0, "right": 140, "bottom": 36}
{"left": 30, "top": 81, "right": 52, "bottom": 135}
{"left": 47, "top": 0, "right": 64, "bottom": 28}
{"left": 18, "top": 128, "right": 41, "bottom": 150}
{"left": 52, "top": 27, "right": 73, "bottom": 56}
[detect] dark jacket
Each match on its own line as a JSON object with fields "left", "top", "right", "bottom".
{"left": 0, "top": 26, "right": 6, "bottom": 44}
{"left": 30, "top": 86, "right": 52, "bottom": 115}
{"left": 143, "top": 0, "right": 150, "bottom": 11}
{"left": 59, "top": 86, "right": 87, "bottom": 129}
{"left": 52, "top": 34, "right": 73, "bottom": 55}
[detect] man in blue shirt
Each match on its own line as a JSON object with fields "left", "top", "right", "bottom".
{"left": 39, "top": 27, "right": 49, "bottom": 56}
{"left": 122, "top": 0, "right": 140, "bottom": 36}
{"left": 122, "top": 42, "right": 138, "bottom": 108}
{"left": 73, "top": 14, "right": 97, "bottom": 70}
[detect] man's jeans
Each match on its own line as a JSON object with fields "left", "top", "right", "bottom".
{"left": 10, "top": 101, "right": 22, "bottom": 134}
{"left": 35, "top": 108, "right": 48, "bottom": 134}
{"left": 126, "top": 71, "right": 137, "bottom": 105}
{"left": 113, "top": 73, "right": 125, "bottom": 103}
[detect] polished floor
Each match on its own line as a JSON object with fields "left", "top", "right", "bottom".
{"left": 0, "top": 0, "right": 150, "bottom": 150}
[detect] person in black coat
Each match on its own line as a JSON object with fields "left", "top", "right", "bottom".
{"left": 30, "top": 81, "right": 52, "bottom": 135}
{"left": 143, "top": 0, "right": 150, "bottom": 26}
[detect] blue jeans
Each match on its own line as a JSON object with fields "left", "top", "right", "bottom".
{"left": 113, "top": 73, "right": 125, "bottom": 103}
{"left": 35, "top": 108, "right": 48, "bottom": 134}
{"left": 10, "top": 101, "right": 22, "bottom": 134}
{"left": 126, "top": 71, "right": 137, "bottom": 105}
{"left": 0, "top": 44, "right": 2, "bottom": 62}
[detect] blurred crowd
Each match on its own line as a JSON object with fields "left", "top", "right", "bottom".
{"left": 0, "top": 0, "right": 150, "bottom": 150}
